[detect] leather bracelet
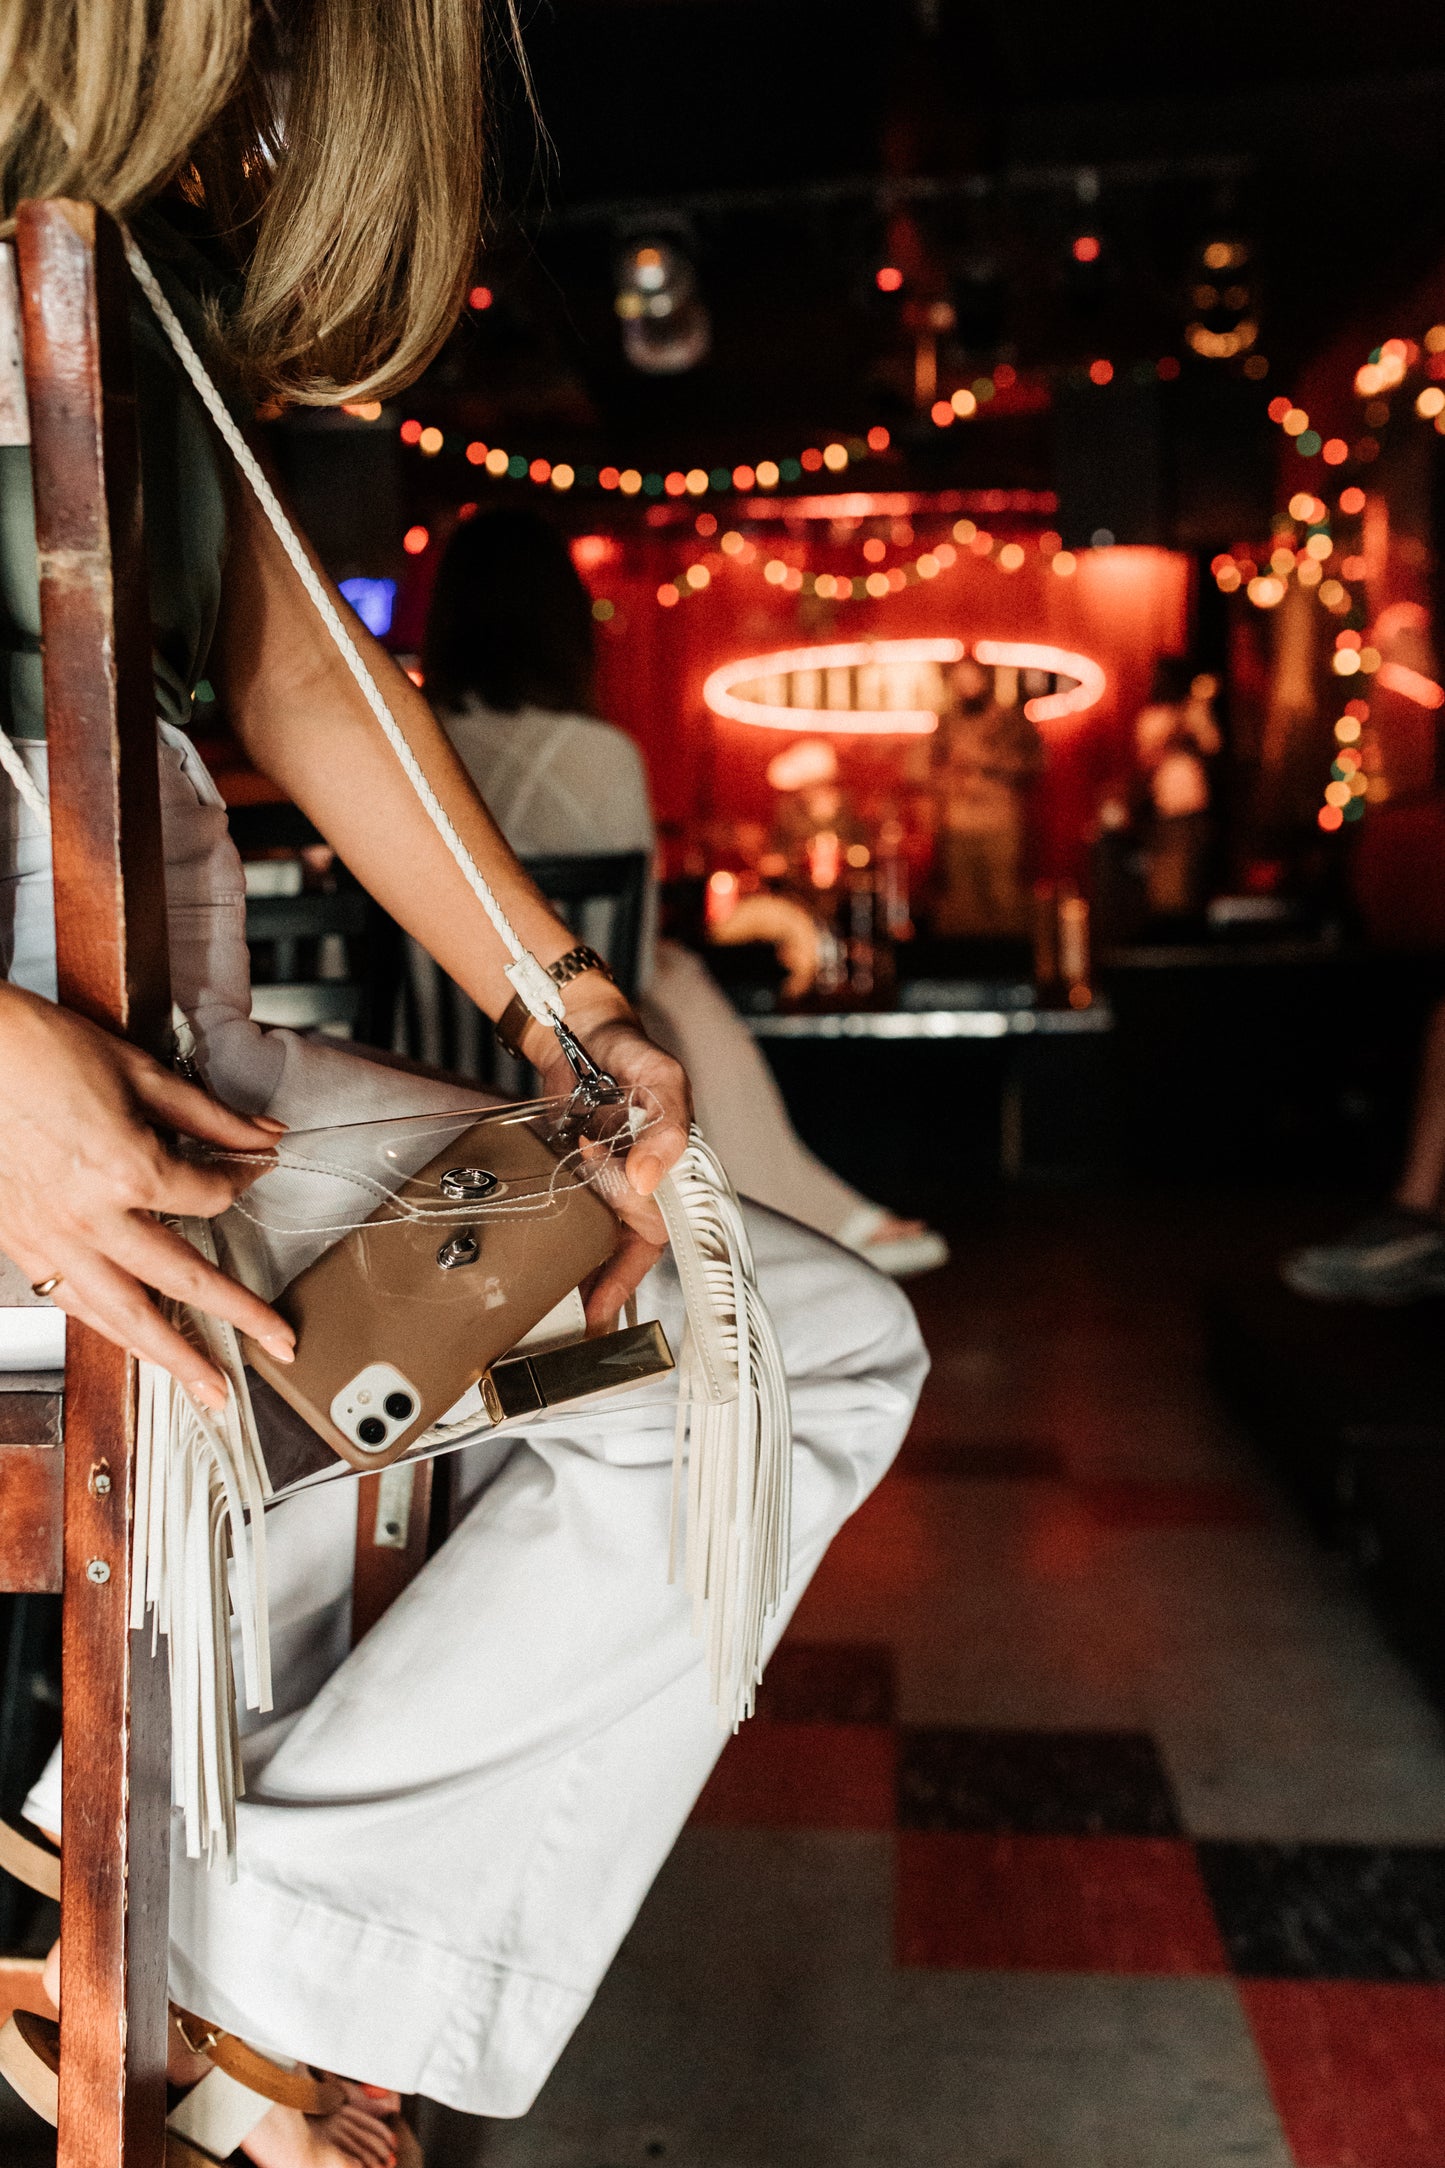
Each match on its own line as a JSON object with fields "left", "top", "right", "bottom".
{"left": 495, "top": 944, "right": 615, "bottom": 1061}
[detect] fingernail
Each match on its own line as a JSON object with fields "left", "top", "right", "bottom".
{"left": 630, "top": 1151, "right": 665, "bottom": 1196}
{"left": 359, "top": 2086, "right": 392, "bottom": 2101}
{"left": 253, "top": 1116, "right": 289, "bottom": 1134}
{"left": 261, "top": 1333, "right": 295, "bottom": 1363}
{"left": 193, "top": 1378, "right": 229, "bottom": 1410}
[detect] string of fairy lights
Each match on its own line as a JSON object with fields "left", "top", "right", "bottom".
{"left": 650, "top": 517, "right": 1076, "bottom": 610}
{"left": 384, "top": 278, "right": 1441, "bottom": 842}
{"left": 384, "top": 355, "right": 1135, "bottom": 525}
{"left": 388, "top": 412, "right": 893, "bottom": 499}
{"left": 1209, "top": 321, "right": 1445, "bottom": 834}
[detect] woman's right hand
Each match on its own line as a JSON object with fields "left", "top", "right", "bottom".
{"left": 0, "top": 986, "right": 296, "bottom": 1407}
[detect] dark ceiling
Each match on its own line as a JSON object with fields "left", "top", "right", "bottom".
{"left": 377, "top": 0, "right": 1445, "bottom": 538}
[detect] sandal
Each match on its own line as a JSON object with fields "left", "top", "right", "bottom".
{"left": 0, "top": 2005, "right": 357, "bottom": 2160}
{"left": 0, "top": 2008, "right": 422, "bottom": 2163}
{"left": 0, "top": 1824, "right": 59, "bottom": 2073}
{"left": 0, "top": 1820, "right": 421, "bottom": 2165}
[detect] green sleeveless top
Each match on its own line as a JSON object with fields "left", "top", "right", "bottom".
{"left": 0, "top": 206, "right": 240, "bottom": 741}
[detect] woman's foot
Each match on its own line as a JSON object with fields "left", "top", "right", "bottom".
{"left": 837, "top": 1205, "right": 950, "bottom": 1279}
{"left": 241, "top": 2097, "right": 401, "bottom": 2168}
{"left": 38, "top": 1937, "right": 407, "bottom": 2168}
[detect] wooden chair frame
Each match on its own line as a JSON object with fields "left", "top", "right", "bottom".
{"left": 0, "top": 197, "right": 173, "bottom": 2168}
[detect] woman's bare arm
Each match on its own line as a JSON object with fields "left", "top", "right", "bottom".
{"left": 213, "top": 480, "right": 600, "bottom": 1021}
{"left": 211, "top": 478, "right": 691, "bottom": 1311}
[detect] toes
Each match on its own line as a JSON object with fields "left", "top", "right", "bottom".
{"left": 327, "top": 2106, "right": 399, "bottom": 2166}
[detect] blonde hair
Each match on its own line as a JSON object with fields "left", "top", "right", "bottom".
{"left": 0, "top": 0, "right": 485, "bottom": 406}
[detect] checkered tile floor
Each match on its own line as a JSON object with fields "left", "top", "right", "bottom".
{"left": 463, "top": 1194, "right": 1445, "bottom": 2168}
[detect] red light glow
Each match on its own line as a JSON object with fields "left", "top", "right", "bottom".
{"left": 876, "top": 267, "right": 904, "bottom": 293}
{"left": 972, "top": 640, "right": 1107, "bottom": 725}
{"left": 402, "top": 525, "right": 429, "bottom": 555}
{"left": 1377, "top": 661, "right": 1445, "bottom": 709}
{"left": 399, "top": 419, "right": 423, "bottom": 445}
{"left": 1088, "top": 359, "right": 1114, "bottom": 386}
{"left": 1322, "top": 438, "right": 1348, "bottom": 465}
{"left": 867, "top": 425, "right": 891, "bottom": 452}
{"left": 570, "top": 534, "right": 617, "bottom": 572}
{"left": 1072, "top": 236, "right": 1101, "bottom": 264}
{"left": 469, "top": 285, "right": 494, "bottom": 311}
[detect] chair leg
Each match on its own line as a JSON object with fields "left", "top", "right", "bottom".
{"left": 57, "top": 1335, "right": 169, "bottom": 2168}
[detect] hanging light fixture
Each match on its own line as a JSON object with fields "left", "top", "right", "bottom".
{"left": 614, "top": 236, "right": 711, "bottom": 374}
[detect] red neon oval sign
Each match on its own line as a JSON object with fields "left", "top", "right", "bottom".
{"left": 703, "top": 637, "right": 1106, "bottom": 734}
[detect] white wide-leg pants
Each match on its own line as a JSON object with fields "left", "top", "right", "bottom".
{"left": 168, "top": 1207, "right": 923, "bottom": 2115}
{"left": 6, "top": 728, "right": 928, "bottom": 2116}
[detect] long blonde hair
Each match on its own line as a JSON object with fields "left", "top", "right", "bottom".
{"left": 0, "top": 0, "right": 485, "bottom": 405}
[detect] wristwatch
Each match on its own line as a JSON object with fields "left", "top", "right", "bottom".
{"left": 494, "top": 944, "right": 615, "bottom": 1061}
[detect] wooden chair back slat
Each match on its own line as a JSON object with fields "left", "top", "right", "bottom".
{"left": 14, "top": 197, "right": 172, "bottom": 2168}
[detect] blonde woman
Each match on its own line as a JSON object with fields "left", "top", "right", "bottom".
{"left": 0, "top": 5, "right": 927, "bottom": 2164}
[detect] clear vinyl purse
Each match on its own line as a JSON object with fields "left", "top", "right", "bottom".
{"left": 205, "top": 1086, "right": 674, "bottom": 1492}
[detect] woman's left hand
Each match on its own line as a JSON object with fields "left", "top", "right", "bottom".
{"left": 528, "top": 986, "right": 692, "bottom": 1329}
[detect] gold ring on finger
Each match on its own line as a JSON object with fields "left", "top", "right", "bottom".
{"left": 29, "top": 1273, "right": 63, "bottom": 1298}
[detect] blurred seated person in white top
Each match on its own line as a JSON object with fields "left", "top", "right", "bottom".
{"left": 422, "top": 509, "right": 947, "bottom": 1277}
{"left": 1134, "top": 658, "right": 1221, "bottom": 919}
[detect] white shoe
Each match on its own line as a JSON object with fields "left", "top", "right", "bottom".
{"left": 836, "top": 1207, "right": 950, "bottom": 1279}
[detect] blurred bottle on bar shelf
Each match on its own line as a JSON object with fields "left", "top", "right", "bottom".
{"left": 875, "top": 815, "right": 915, "bottom": 944}
{"left": 1033, "top": 879, "right": 1093, "bottom": 1010}
{"left": 843, "top": 848, "right": 897, "bottom": 1006}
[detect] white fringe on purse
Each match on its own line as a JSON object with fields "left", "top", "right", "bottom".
{"left": 656, "top": 1133, "right": 791, "bottom": 1723}
{"left": 131, "top": 1212, "right": 273, "bottom": 1873}
{"left": 0, "top": 234, "right": 796, "bottom": 1871}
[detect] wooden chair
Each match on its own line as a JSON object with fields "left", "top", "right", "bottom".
{"left": 0, "top": 196, "right": 174, "bottom": 2168}
{"left": 0, "top": 199, "right": 433, "bottom": 2164}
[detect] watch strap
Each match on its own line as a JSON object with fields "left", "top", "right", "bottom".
{"left": 495, "top": 944, "right": 614, "bottom": 1060}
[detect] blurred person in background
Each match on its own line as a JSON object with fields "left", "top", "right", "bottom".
{"left": 929, "top": 656, "right": 1043, "bottom": 939}
{"left": 1284, "top": 995, "right": 1445, "bottom": 1303}
{"left": 1134, "top": 659, "right": 1222, "bottom": 920}
{"left": 424, "top": 509, "right": 948, "bottom": 1277}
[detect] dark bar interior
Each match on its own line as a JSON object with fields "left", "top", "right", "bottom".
{"left": 8, "top": 3, "right": 1445, "bottom": 2163}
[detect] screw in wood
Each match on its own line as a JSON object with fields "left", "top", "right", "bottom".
{"left": 85, "top": 1558, "right": 110, "bottom": 1584}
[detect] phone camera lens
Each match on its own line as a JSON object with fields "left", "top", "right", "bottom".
{"left": 356, "top": 1416, "right": 388, "bottom": 1447}
{"left": 384, "top": 1391, "right": 416, "bottom": 1422}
